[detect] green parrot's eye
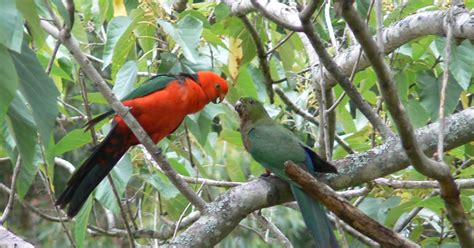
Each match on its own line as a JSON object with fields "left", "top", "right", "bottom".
{"left": 249, "top": 99, "right": 255, "bottom": 104}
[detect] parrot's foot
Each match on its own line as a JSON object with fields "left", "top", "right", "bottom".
{"left": 260, "top": 169, "right": 272, "bottom": 177}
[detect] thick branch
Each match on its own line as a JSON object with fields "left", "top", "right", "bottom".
{"left": 339, "top": 2, "right": 473, "bottom": 246}
{"left": 167, "top": 108, "right": 474, "bottom": 246}
{"left": 284, "top": 161, "right": 418, "bottom": 247}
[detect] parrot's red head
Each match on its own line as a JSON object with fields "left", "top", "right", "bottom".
{"left": 197, "top": 71, "right": 229, "bottom": 104}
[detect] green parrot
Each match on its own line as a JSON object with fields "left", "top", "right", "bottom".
{"left": 235, "top": 97, "right": 339, "bottom": 248}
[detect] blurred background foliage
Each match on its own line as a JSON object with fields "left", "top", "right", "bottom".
{"left": 0, "top": 0, "right": 473, "bottom": 247}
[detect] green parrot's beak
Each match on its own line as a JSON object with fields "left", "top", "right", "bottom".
{"left": 234, "top": 100, "right": 243, "bottom": 114}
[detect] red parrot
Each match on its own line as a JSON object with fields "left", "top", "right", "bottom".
{"left": 56, "top": 71, "right": 229, "bottom": 217}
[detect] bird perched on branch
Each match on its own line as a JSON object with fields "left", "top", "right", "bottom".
{"left": 235, "top": 97, "right": 339, "bottom": 248}
{"left": 57, "top": 71, "right": 228, "bottom": 217}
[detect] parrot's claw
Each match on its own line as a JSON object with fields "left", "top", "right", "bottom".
{"left": 155, "top": 148, "right": 163, "bottom": 156}
{"left": 260, "top": 169, "right": 272, "bottom": 177}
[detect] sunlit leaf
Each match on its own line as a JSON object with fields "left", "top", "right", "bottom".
{"left": 158, "top": 15, "right": 203, "bottom": 64}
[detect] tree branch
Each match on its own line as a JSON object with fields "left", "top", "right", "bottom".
{"left": 166, "top": 108, "right": 474, "bottom": 246}
{"left": 284, "top": 161, "right": 418, "bottom": 247}
{"left": 339, "top": 2, "right": 473, "bottom": 246}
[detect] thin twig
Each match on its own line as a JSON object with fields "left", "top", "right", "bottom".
{"left": 0, "top": 156, "right": 22, "bottom": 224}
{"left": 253, "top": 212, "right": 293, "bottom": 248}
{"left": 240, "top": 16, "right": 274, "bottom": 102}
{"left": 274, "top": 86, "right": 354, "bottom": 154}
{"left": 45, "top": 40, "right": 61, "bottom": 75}
{"left": 438, "top": 6, "right": 454, "bottom": 161}
{"left": 39, "top": 171, "right": 77, "bottom": 248}
{"left": 265, "top": 31, "right": 294, "bottom": 56}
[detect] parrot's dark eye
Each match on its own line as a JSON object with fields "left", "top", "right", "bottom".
{"left": 214, "top": 83, "right": 221, "bottom": 89}
{"left": 249, "top": 99, "right": 255, "bottom": 104}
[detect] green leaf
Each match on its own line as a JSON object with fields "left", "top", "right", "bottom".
{"left": 0, "top": 45, "right": 18, "bottom": 124}
{"left": 202, "top": 29, "right": 226, "bottom": 48}
{"left": 436, "top": 39, "right": 474, "bottom": 90}
{"left": 406, "top": 99, "right": 429, "bottom": 128}
{"left": 54, "top": 129, "right": 93, "bottom": 156}
{"left": 102, "top": 16, "right": 132, "bottom": 69}
{"left": 71, "top": 92, "right": 107, "bottom": 105}
{"left": 10, "top": 42, "right": 59, "bottom": 148}
{"left": 136, "top": 19, "right": 157, "bottom": 60}
{"left": 141, "top": 173, "right": 179, "bottom": 199}
{"left": 416, "top": 72, "right": 463, "bottom": 120}
{"left": 15, "top": 0, "right": 46, "bottom": 48}
{"left": 0, "top": 0, "right": 24, "bottom": 52}
{"left": 111, "top": 9, "right": 143, "bottom": 78}
{"left": 95, "top": 154, "right": 133, "bottom": 213}
{"left": 52, "top": 0, "right": 71, "bottom": 29}
{"left": 220, "top": 129, "right": 243, "bottom": 147}
{"left": 6, "top": 94, "right": 39, "bottom": 198}
{"left": 74, "top": 197, "right": 92, "bottom": 248}
{"left": 158, "top": 15, "right": 203, "bottom": 63}
{"left": 113, "top": 60, "right": 137, "bottom": 99}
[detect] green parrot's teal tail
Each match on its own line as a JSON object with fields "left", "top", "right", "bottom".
{"left": 290, "top": 184, "right": 339, "bottom": 248}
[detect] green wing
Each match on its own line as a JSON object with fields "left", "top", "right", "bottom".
{"left": 122, "top": 72, "right": 198, "bottom": 101}
{"left": 247, "top": 124, "right": 307, "bottom": 180}
{"left": 121, "top": 74, "right": 176, "bottom": 101}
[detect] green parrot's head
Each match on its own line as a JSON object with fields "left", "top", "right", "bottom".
{"left": 234, "top": 97, "right": 271, "bottom": 123}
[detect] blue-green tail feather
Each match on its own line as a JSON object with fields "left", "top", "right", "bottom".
{"left": 290, "top": 184, "right": 339, "bottom": 248}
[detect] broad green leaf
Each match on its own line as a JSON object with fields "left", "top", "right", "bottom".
{"left": 0, "top": 46, "right": 18, "bottom": 124}
{"left": 235, "top": 66, "right": 257, "bottom": 98}
{"left": 416, "top": 72, "right": 463, "bottom": 120}
{"left": 111, "top": 9, "right": 143, "bottom": 78}
{"left": 113, "top": 60, "right": 137, "bottom": 99}
{"left": 136, "top": 19, "right": 157, "bottom": 60}
{"left": 0, "top": 0, "right": 23, "bottom": 52}
{"left": 202, "top": 29, "right": 226, "bottom": 48}
{"left": 72, "top": 92, "right": 107, "bottom": 105}
{"left": 225, "top": 149, "right": 246, "bottom": 182}
{"left": 102, "top": 16, "right": 132, "bottom": 69}
{"left": 52, "top": 0, "right": 71, "bottom": 29}
{"left": 10, "top": 42, "right": 60, "bottom": 148}
{"left": 436, "top": 39, "right": 474, "bottom": 90}
{"left": 74, "top": 197, "right": 92, "bottom": 248}
{"left": 220, "top": 129, "right": 243, "bottom": 147}
{"left": 406, "top": 99, "right": 429, "bottom": 128}
{"left": 6, "top": 94, "right": 39, "bottom": 198}
{"left": 95, "top": 154, "right": 133, "bottom": 213}
{"left": 336, "top": 105, "right": 357, "bottom": 134}
{"left": 54, "top": 129, "right": 93, "bottom": 156}
{"left": 141, "top": 173, "right": 179, "bottom": 199}
{"left": 15, "top": 0, "right": 46, "bottom": 48}
{"left": 158, "top": 15, "right": 203, "bottom": 64}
